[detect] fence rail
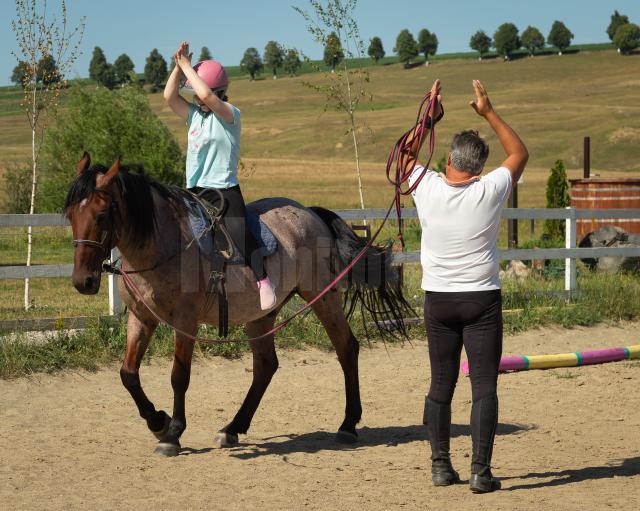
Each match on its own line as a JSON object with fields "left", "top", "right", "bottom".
{"left": 2, "top": 208, "right": 640, "bottom": 323}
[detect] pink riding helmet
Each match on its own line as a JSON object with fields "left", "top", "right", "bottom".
{"left": 181, "top": 59, "right": 229, "bottom": 94}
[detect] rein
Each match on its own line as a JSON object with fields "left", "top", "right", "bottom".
{"left": 91, "top": 92, "right": 440, "bottom": 345}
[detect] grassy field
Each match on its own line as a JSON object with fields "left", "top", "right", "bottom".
{"left": 0, "top": 48, "right": 639, "bottom": 328}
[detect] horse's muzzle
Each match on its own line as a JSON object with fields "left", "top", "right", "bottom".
{"left": 72, "top": 271, "right": 102, "bottom": 295}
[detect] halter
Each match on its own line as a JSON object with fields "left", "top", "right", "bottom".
{"left": 72, "top": 187, "right": 119, "bottom": 260}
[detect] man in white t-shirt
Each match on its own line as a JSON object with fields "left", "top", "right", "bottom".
{"left": 407, "top": 80, "right": 528, "bottom": 493}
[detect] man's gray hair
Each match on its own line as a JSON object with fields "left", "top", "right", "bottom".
{"left": 449, "top": 130, "right": 489, "bottom": 176}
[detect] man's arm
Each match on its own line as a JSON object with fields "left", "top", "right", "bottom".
{"left": 470, "top": 80, "right": 528, "bottom": 183}
{"left": 400, "top": 79, "right": 442, "bottom": 171}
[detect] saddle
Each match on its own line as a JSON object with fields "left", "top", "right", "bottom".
{"left": 182, "top": 190, "right": 278, "bottom": 337}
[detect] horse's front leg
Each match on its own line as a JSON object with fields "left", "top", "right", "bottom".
{"left": 154, "top": 325, "right": 196, "bottom": 457}
{"left": 215, "top": 312, "right": 279, "bottom": 447}
{"left": 120, "top": 313, "right": 171, "bottom": 441}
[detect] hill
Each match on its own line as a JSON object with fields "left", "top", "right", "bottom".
{"left": 1, "top": 48, "right": 639, "bottom": 209}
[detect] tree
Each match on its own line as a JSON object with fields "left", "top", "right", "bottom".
{"left": 613, "top": 23, "right": 640, "bottom": 55}
{"left": 367, "top": 36, "right": 385, "bottom": 63}
{"left": 295, "top": 0, "right": 372, "bottom": 214}
{"left": 607, "top": 10, "right": 630, "bottom": 43}
{"left": 11, "top": 0, "right": 85, "bottom": 310}
{"left": 521, "top": 26, "right": 545, "bottom": 56}
{"left": 547, "top": 21, "right": 573, "bottom": 55}
{"left": 240, "top": 47, "right": 263, "bottom": 80}
{"left": 543, "top": 160, "right": 570, "bottom": 239}
{"left": 114, "top": 53, "right": 135, "bottom": 84}
{"left": 37, "top": 54, "right": 60, "bottom": 84}
{"left": 198, "top": 46, "right": 212, "bottom": 62}
{"left": 469, "top": 30, "right": 491, "bottom": 60}
{"left": 493, "top": 23, "right": 520, "bottom": 60}
{"left": 263, "top": 40, "right": 284, "bottom": 78}
{"left": 324, "top": 31, "right": 344, "bottom": 71}
{"left": 89, "top": 46, "right": 108, "bottom": 82}
{"left": 39, "top": 85, "right": 183, "bottom": 212}
{"left": 144, "top": 48, "right": 168, "bottom": 91}
{"left": 11, "top": 60, "right": 30, "bottom": 86}
{"left": 283, "top": 48, "right": 301, "bottom": 76}
{"left": 394, "top": 29, "right": 419, "bottom": 67}
{"left": 417, "top": 29, "right": 438, "bottom": 65}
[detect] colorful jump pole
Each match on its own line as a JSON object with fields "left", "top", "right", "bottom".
{"left": 460, "top": 344, "right": 640, "bottom": 375}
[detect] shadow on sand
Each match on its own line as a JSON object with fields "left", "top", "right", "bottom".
{"left": 212, "top": 422, "right": 534, "bottom": 460}
{"left": 503, "top": 456, "right": 640, "bottom": 490}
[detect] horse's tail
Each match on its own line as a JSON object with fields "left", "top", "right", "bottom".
{"left": 309, "top": 206, "right": 415, "bottom": 339}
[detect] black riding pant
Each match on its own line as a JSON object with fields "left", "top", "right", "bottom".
{"left": 424, "top": 290, "right": 502, "bottom": 405}
{"left": 190, "top": 185, "right": 266, "bottom": 281}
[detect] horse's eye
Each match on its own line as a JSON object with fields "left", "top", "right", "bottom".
{"left": 96, "top": 213, "right": 108, "bottom": 229}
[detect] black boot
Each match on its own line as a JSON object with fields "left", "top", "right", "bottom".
{"left": 469, "top": 394, "right": 501, "bottom": 493}
{"left": 425, "top": 398, "right": 460, "bottom": 486}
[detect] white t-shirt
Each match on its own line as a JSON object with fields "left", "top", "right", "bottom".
{"left": 408, "top": 166, "right": 512, "bottom": 292}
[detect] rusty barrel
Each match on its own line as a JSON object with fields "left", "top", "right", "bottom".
{"left": 570, "top": 178, "right": 640, "bottom": 239}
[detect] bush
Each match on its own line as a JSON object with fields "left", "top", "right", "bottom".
{"left": 543, "top": 159, "right": 570, "bottom": 240}
{"left": 37, "top": 84, "right": 183, "bottom": 212}
{"left": 1, "top": 164, "right": 31, "bottom": 213}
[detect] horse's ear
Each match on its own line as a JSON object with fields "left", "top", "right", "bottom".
{"left": 76, "top": 152, "right": 91, "bottom": 175}
{"left": 96, "top": 158, "right": 121, "bottom": 187}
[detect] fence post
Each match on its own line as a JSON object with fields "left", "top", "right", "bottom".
{"left": 565, "top": 207, "right": 577, "bottom": 295}
{"left": 109, "top": 248, "right": 122, "bottom": 315}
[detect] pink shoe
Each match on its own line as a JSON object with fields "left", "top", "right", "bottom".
{"left": 257, "top": 277, "right": 277, "bottom": 310}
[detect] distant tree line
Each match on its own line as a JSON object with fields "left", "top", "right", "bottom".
{"left": 13, "top": 9, "right": 638, "bottom": 89}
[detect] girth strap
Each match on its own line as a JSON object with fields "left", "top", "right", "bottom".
{"left": 206, "top": 254, "right": 229, "bottom": 337}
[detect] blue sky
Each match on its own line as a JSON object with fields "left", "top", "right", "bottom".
{"left": 2, "top": 0, "right": 639, "bottom": 86}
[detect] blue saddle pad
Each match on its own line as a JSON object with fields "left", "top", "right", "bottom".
{"left": 184, "top": 198, "right": 277, "bottom": 264}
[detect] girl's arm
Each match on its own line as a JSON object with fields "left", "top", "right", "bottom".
{"left": 175, "top": 43, "right": 234, "bottom": 124}
{"left": 163, "top": 53, "right": 189, "bottom": 121}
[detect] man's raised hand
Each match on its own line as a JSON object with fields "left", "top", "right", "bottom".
{"left": 469, "top": 80, "right": 493, "bottom": 117}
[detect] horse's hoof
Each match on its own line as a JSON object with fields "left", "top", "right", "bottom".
{"left": 154, "top": 442, "right": 181, "bottom": 457}
{"left": 151, "top": 411, "right": 171, "bottom": 440}
{"left": 335, "top": 430, "right": 358, "bottom": 444}
{"left": 214, "top": 431, "right": 239, "bottom": 448}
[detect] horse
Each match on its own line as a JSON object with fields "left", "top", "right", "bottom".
{"left": 66, "top": 153, "right": 412, "bottom": 456}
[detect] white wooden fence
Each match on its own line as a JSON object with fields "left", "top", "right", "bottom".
{"left": 2, "top": 208, "right": 640, "bottom": 321}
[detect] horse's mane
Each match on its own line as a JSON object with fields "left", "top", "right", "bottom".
{"left": 64, "top": 164, "right": 186, "bottom": 248}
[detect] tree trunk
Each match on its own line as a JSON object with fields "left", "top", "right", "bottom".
{"left": 342, "top": 62, "right": 366, "bottom": 222}
{"left": 24, "top": 93, "right": 37, "bottom": 310}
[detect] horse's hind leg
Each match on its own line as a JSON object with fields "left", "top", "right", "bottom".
{"left": 155, "top": 326, "right": 196, "bottom": 457}
{"left": 120, "top": 314, "right": 171, "bottom": 442}
{"left": 215, "top": 312, "right": 279, "bottom": 447}
{"left": 299, "top": 288, "right": 362, "bottom": 443}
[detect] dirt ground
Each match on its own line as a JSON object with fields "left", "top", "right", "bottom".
{"left": 1, "top": 322, "right": 639, "bottom": 511}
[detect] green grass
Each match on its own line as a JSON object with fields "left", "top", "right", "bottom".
{"left": 2, "top": 267, "right": 640, "bottom": 378}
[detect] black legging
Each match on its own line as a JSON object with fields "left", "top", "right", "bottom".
{"left": 424, "top": 289, "right": 502, "bottom": 405}
{"left": 190, "top": 185, "right": 266, "bottom": 281}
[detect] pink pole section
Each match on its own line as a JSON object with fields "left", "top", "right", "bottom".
{"left": 578, "top": 347, "right": 627, "bottom": 365}
{"left": 460, "top": 355, "right": 526, "bottom": 375}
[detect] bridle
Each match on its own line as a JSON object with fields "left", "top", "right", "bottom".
{"left": 72, "top": 186, "right": 120, "bottom": 261}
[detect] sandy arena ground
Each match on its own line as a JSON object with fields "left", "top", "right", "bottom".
{"left": 1, "top": 322, "right": 639, "bottom": 510}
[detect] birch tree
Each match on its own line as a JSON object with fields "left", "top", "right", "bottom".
{"left": 11, "top": 0, "right": 85, "bottom": 310}
{"left": 294, "top": 0, "right": 371, "bottom": 213}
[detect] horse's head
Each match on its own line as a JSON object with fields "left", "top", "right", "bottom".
{"left": 66, "top": 153, "right": 121, "bottom": 294}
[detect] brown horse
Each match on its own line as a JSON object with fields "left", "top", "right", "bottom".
{"left": 66, "top": 153, "right": 411, "bottom": 456}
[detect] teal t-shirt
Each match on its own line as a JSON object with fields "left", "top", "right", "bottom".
{"left": 185, "top": 102, "right": 241, "bottom": 189}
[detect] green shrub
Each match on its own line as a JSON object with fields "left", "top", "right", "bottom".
{"left": 37, "top": 84, "right": 183, "bottom": 212}
{"left": 1, "top": 164, "right": 31, "bottom": 213}
{"left": 543, "top": 159, "right": 570, "bottom": 240}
